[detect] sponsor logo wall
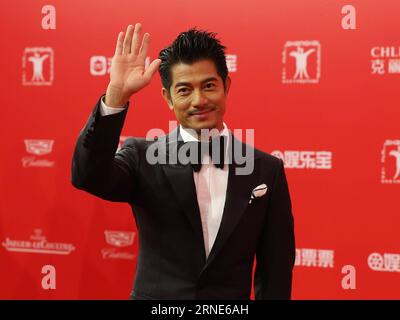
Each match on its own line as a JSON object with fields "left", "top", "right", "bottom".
{"left": 0, "top": 0, "right": 398, "bottom": 299}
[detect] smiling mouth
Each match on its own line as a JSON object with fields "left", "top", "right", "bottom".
{"left": 190, "top": 109, "right": 214, "bottom": 116}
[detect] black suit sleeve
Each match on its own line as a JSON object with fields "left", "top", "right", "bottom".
{"left": 71, "top": 95, "right": 140, "bottom": 203}
{"left": 254, "top": 158, "right": 296, "bottom": 300}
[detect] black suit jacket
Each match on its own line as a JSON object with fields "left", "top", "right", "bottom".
{"left": 71, "top": 96, "right": 295, "bottom": 300}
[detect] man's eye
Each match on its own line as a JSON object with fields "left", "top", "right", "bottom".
{"left": 178, "top": 88, "right": 189, "bottom": 94}
{"left": 205, "top": 83, "right": 215, "bottom": 89}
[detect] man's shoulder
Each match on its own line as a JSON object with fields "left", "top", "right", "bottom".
{"left": 255, "top": 147, "right": 281, "bottom": 164}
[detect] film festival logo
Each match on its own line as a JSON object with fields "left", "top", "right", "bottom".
{"left": 282, "top": 40, "right": 321, "bottom": 84}
{"left": 22, "top": 139, "right": 55, "bottom": 168}
{"left": 271, "top": 150, "right": 332, "bottom": 169}
{"left": 89, "top": 54, "right": 238, "bottom": 76}
{"left": 368, "top": 252, "right": 400, "bottom": 273}
{"left": 2, "top": 229, "right": 75, "bottom": 255}
{"left": 381, "top": 140, "right": 400, "bottom": 184}
{"left": 371, "top": 46, "right": 400, "bottom": 75}
{"left": 101, "top": 230, "right": 136, "bottom": 260}
{"left": 22, "top": 47, "right": 54, "bottom": 86}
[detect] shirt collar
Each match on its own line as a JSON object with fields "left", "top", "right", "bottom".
{"left": 179, "top": 122, "right": 229, "bottom": 143}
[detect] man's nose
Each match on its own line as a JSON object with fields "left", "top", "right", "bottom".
{"left": 191, "top": 89, "right": 209, "bottom": 108}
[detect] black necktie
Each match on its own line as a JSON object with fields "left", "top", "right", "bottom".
{"left": 180, "top": 135, "right": 227, "bottom": 172}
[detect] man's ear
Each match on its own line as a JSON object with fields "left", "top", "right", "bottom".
{"left": 162, "top": 88, "right": 174, "bottom": 110}
{"left": 224, "top": 76, "right": 231, "bottom": 95}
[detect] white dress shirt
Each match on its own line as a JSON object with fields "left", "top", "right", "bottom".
{"left": 178, "top": 124, "right": 229, "bottom": 259}
{"left": 99, "top": 98, "right": 229, "bottom": 259}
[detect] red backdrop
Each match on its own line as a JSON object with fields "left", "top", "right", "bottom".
{"left": 1, "top": 0, "right": 399, "bottom": 299}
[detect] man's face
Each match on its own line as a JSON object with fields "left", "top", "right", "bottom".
{"left": 162, "top": 59, "right": 231, "bottom": 132}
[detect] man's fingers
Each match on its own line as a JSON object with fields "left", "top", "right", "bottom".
{"left": 131, "top": 23, "right": 142, "bottom": 56}
{"left": 115, "top": 32, "right": 124, "bottom": 56}
{"left": 123, "top": 25, "right": 134, "bottom": 54}
{"left": 139, "top": 33, "right": 150, "bottom": 59}
{"left": 144, "top": 59, "right": 161, "bottom": 81}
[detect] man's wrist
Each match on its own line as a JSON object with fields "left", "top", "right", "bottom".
{"left": 100, "top": 95, "right": 128, "bottom": 116}
{"left": 105, "top": 84, "right": 130, "bottom": 107}
{"left": 101, "top": 96, "right": 127, "bottom": 109}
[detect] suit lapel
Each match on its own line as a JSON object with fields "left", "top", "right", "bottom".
{"left": 201, "top": 134, "right": 260, "bottom": 273}
{"left": 160, "top": 128, "right": 207, "bottom": 262}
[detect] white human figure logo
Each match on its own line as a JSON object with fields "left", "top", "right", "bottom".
{"left": 28, "top": 52, "right": 49, "bottom": 81}
{"left": 389, "top": 146, "right": 400, "bottom": 179}
{"left": 289, "top": 46, "right": 315, "bottom": 79}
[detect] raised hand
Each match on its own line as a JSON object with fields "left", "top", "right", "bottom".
{"left": 105, "top": 23, "right": 161, "bottom": 107}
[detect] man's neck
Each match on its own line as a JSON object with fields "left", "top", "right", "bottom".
{"left": 180, "top": 123, "right": 225, "bottom": 141}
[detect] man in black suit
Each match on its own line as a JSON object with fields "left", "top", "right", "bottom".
{"left": 71, "top": 23, "right": 295, "bottom": 299}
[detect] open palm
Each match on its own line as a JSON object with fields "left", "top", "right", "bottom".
{"left": 106, "top": 23, "right": 161, "bottom": 106}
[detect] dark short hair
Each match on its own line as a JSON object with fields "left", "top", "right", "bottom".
{"left": 158, "top": 28, "right": 228, "bottom": 93}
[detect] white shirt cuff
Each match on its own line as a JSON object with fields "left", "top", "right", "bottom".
{"left": 99, "top": 97, "right": 127, "bottom": 116}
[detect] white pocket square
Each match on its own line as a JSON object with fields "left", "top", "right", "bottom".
{"left": 249, "top": 184, "right": 268, "bottom": 204}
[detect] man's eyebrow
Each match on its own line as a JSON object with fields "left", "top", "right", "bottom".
{"left": 174, "top": 77, "right": 218, "bottom": 88}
